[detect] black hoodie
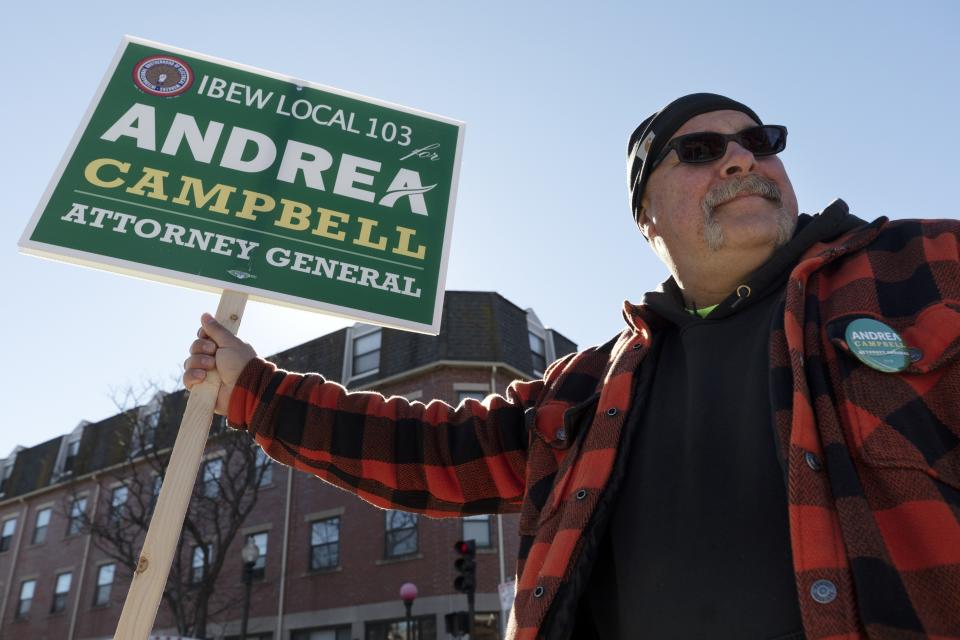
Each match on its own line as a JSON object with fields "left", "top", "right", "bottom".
{"left": 583, "top": 202, "right": 864, "bottom": 640}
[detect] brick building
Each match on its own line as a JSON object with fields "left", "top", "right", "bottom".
{"left": 0, "top": 291, "right": 576, "bottom": 640}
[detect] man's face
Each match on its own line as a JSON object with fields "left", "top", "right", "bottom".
{"left": 638, "top": 110, "right": 799, "bottom": 269}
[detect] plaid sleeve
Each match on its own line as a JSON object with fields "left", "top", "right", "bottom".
{"left": 227, "top": 357, "right": 550, "bottom": 517}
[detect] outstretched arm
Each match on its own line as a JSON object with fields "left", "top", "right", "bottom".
{"left": 184, "top": 314, "right": 545, "bottom": 516}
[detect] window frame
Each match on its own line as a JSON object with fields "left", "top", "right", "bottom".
{"left": 67, "top": 496, "right": 87, "bottom": 536}
{"left": 201, "top": 457, "right": 223, "bottom": 499}
{"left": 16, "top": 578, "right": 36, "bottom": 619}
{"left": 528, "top": 330, "right": 547, "bottom": 376}
{"left": 0, "top": 516, "right": 16, "bottom": 552}
{"left": 109, "top": 484, "right": 129, "bottom": 523}
{"left": 190, "top": 543, "right": 214, "bottom": 584}
{"left": 344, "top": 325, "right": 382, "bottom": 381}
{"left": 149, "top": 474, "right": 162, "bottom": 515}
{"left": 309, "top": 516, "right": 341, "bottom": 571}
{"left": 245, "top": 531, "right": 268, "bottom": 580}
{"left": 255, "top": 448, "right": 273, "bottom": 487}
{"left": 63, "top": 438, "right": 80, "bottom": 475}
{"left": 0, "top": 458, "right": 14, "bottom": 495}
{"left": 461, "top": 514, "right": 492, "bottom": 549}
{"left": 32, "top": 506, "right": 52, "bottom": 545}
{"left": 93, "top": 562, "right": 115, "bottom": 607}
{"left": 50, "top": 571, "right": 72, "bottom": 614}
{"left": 383, "top": 509, "right": 418, "bottom": 559}
{"left": 526, "top": 309, "right": 556, "bottom": 377}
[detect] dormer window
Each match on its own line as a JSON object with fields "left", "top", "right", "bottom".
{"left": 132, "top": 393, "right": 165, "bottom": 455}
{"left": 141, "top": 410, "right": 160, "bottom": 450}
{"left": 53, "top": 426, "right": 85, "bottom": 482}
{"left": 0, "top": 460, "right": 13, "bottom": 495}
{"left": 526, "top": 309, "right": 556, "bottom": 377}
{"left": 529, "top": 331, "right": 547, "bottom": 375}
{"left": 63, "top": 439, "right": 80, "bottom": 475}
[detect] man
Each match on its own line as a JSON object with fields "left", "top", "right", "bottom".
{"left": 184, "top": 93, "right": 960, "bottom": 639}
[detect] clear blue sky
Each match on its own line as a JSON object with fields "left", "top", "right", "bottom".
{"left": 3, "top": 1, "right": 958, "bottom": 458}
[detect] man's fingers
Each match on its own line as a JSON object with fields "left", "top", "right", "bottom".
{"left": 190, "top": 338, "right": 217, "bottom": 355}
{"left": 200, "top": 313, "right": 238, "bottom": 345}
{"left": 183, "top": 368, "right": 206, "bottom": 389}
{"left": 183, "top": 354, "right": 216, "bottom": 371}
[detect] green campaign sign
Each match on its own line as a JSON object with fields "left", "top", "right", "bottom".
{"left": 19, "top": 37, "right": 465, "bottom": 334}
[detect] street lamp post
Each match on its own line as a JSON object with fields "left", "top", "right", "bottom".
{"left": 399, "top": 581, "right": 418, "bottom": 640}
{"left": 240, "top": 539, "right": 259, "bottom": 640}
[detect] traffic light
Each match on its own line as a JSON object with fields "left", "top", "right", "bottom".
{"left": 453, "top": 539, "right": 476, "bottom": 594}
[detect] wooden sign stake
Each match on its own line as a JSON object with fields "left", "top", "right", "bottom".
{"left": 114, "top": 289, "right": 248, "bottom": 639}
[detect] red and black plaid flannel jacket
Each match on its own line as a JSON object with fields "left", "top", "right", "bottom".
{"left": 228, "top": 216, "right": 960, "bottom": 640}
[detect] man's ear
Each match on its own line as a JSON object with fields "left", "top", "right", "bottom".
{"left": 636, "top": 205, "right": 655, "bottom": 240}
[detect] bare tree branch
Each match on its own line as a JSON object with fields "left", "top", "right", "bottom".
{"left": 63, "top": 383, "right": 269, "bottom": 638}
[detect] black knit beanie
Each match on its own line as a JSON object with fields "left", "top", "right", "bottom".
{"left": 627, "top": 93, "right": 762, "bottom": 224}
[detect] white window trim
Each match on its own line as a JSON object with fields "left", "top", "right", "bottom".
{"left": 131, "top": 392, "right": 166, "bottom": 455}
{"left": 303, "top": 506, "right": 345, "bottom": 522}
{"left": 93, "top": 562, "right": 115, "bottom": 606}
{"left": 454, "top": 382, "right": 491, "bottom": 404}
{"left": 453, "top": 382, "right": 491, "bottom": 392}
{"left": 51, "top": 423, "right": 87, "bottom": 483}
{"left": 241, "top": 523, "right": 273, "bottom": 536}
{"left": 343, "top": 324, "right": 382, "bottom": 382}
{"left": 526, "top": 310, "right": 556, "bottom": 376}
{"left": 0, "top": 450, "right": 18, "bottom": 497}
{"left": 1, "top": 515, "right": 17, "bottom": 548}
{"left": 401, "top": 390, "right": 423, "bottom": 401}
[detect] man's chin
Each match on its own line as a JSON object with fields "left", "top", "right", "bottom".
{"left": 705, "top": 206, "right": 796, "bottom": 252}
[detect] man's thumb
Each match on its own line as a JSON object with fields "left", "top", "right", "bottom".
{"left": 201, "top": 313, "right": 239, "bottom": 345}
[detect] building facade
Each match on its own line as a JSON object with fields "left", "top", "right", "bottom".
{"left": 0, "top": 292, "right": 576, "bottom": 640}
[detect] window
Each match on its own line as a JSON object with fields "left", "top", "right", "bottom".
{"left": 384, "top": 510, "right": 418, "bottom": 558}
{"left": 68, "top": 497, "right": 87, "bottom": 536}
{"left": 352, "top": 329, "right": 381, "bottom": 377}
{"left": 457, "top": 390, "right": 486, "bottom": 403}
{"left": 16, "top": 579, "right": 36, "bottom": 619}
{"left": 255, "top": 449, "right": 273, "bottom": 486}
{"left": 149, "top": 476, "right": 163, "bottom": 514}
{"left": 32, "top": 507, "right": 51, "bottom": 544}
{"left": 0, "top": 462, "right": 12, "bottom": 494}
{"left": 137, "top": 409, "right": 160, "bottom": 451}
{"left": 201, "top": 458, "right": 222, "bottom": 498}
{"left": 462, "top": 514, "right": 492, "bottom": 548}
{"left": 291, "top": 626, "right": 352, "bottom": 640}
{"left": 310, "top": 517, "right": 340, "bottom": 570}
{"left": 246, "top": 532, "right": 268, "bottom": 580}
{"left": 63, "top": 438, "right": 80, "bottom": 475}
{"left": 110, "top": 486, "right": 129, "bottom": 523}
{"left": 1, "top": 517, "right": 16, "bottom": 552}
{"left": 51, "top": 572, "right": 72, "bottom": 613}
{"left": 529, "top": 331, "right": 547, "bottom": 374}
{"left": 94, "top": 563, "right": 115, "bottom": 606}
{"left": 365, "top": 615, "right": 436, "bottom": 640}
{"left": 191, "top": 544, "right": 213, "bottom": 583}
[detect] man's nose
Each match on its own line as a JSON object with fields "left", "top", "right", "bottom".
{"left": 718, "top": 141, "right": 756, "bottom": 176}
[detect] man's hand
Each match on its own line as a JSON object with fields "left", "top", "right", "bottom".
{"left": 183, "top": 313, "right": 257, "bottom": 415}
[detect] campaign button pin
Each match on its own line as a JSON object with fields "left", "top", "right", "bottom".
{"left": 845, "top": 318, "right": 910, "bottom": 373}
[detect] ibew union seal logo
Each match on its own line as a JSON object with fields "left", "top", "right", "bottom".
{"left": 132, "top": 55, "right": 194, "bottom": 97}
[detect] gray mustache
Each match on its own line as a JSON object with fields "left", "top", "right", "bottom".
{"left": 703, "top": 175, "right": 782, "bottom": 213}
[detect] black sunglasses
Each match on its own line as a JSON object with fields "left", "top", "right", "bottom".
{"left": 652, "top": 124, "right": 788, "bottom": 168}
